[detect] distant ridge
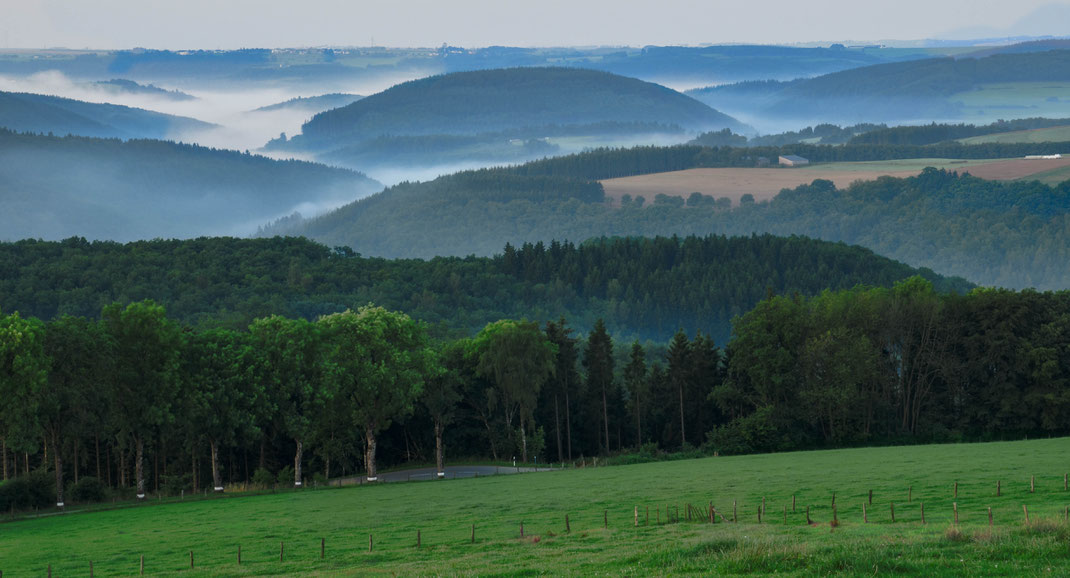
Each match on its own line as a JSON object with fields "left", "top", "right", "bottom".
{"left": 0, "top": 90, "right": 212, "bottom": 139}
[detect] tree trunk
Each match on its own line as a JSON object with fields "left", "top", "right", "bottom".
{"left": 521, "top": 420, "right": 528, "bottom": 464}
{"left": 119, "top": 447, "right": 126, "bottom": 488}
{"left": 54, "top": 436, "right": 64, "bottom": 507}
{"left": 95, "top": 434, "right": 100, "bottom": 481}
{"left": 365, "top": 430, "right": 378, "bottom": 481}
{"left": 210, "top": 439, "right": 223, "bottom": 492}
{"left": 554, "top": 395, "right": 563, "bottom": 463}
{"left": 635, "top": 391, "right": 642, "bottom": 449}
{"left": 678, "top": 383, "right": 687, "bottom": 447}
{"left": 74, "top": 442, "right": 79, "bottom": 485}
{"left": 106, "top": 444, "right": 111, "bottom": 488}
{"left": 2, "top": 437, "right": 7, "bottom": 481}
{"left": 602, "top": 384, "right": 610, "bottom": 455}
{"left": 154, "top": 445, "right": 159, "bottom": 494}
{"left": 135, "top": 436, "right": 145, "bottom": 499}
{"left": 434, "top": 420, "right": 444, "bottom": 477}
{"left": 565, "top": 388, "right": 573, "bottom": 461}
{"left": 191, "top": 444, "right": 198, "bottom": 493}
{"left": 294, "top": 439, "right": 303, "bottom": 487}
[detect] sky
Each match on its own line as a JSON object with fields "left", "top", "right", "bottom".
{"left": 4, "top": 0, "right": 1070, "bottom": 50}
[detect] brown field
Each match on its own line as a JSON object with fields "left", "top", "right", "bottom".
{"left": 599, "top": 157, "right": 1070, "bottom": 206}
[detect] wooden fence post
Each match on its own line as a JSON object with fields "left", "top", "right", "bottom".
{"left": 282, "top": 541, "right": 286, "bottom": 561}
{"left": 417, "top": 530, "right": 421, "bottom": 549}
{"left": 805, "top": 506, "right": 812, "bottom": 525}
{"left": 90, "top": 561, "right": 94, "bottom": 578}
{"left": 920, "top": 502, "right": 925, "bottom": 525}
{"left": 566, "top": 513, "right": 571, "bottom": 533}
{"left": 997, "top": 480, "right": 1001, "bottom": 497}
{"left": 862, "top": 502, "right": 867, "bottom": 523}
{"left": 792, "top": 494, "right": 796, "bottom": 512}
{"left": 140, "top": 555, "right": 144, "bottom": 575}
{"left": 908, "top": 486, "right": 912, "bottom": 502}
{"left": 471, "top": 524, "right": 476, "bottom": 543}
{"left": 988, "top": 506, "right": 993, "bottom": 527}
{"left": 604, "top": 510, "right": 608, "bottom": 529}
{"left": 47, "top": 565, "right": 51, "bottom": 578}
{"left": 832, "top": 504, "right": 838, "bottom": 526}
{"left": 238, "top": 545, "right": 241, "bottom": 565}
{"left": 868, "top": 489, "right": 872, "bottom": 505}
{"left": 1024, "top": 504, "right": 1030, "bottom": 523}
{"left": 733, "top": 500, "right": 737, "bottom": 523}
{"left": 1065, "top": 474, "right": 1068, "bottom": 492}
{"left": 954, "top": 482, "right": 958, "bottom": 499}
{"left": 757, "top": 504, "right": 762, "bottom": 524}
{"left": 831, "top": 493, "right": 836, "bottom": 509}
{"left": 190, "top": 550, "right": 194, "bottom": 569}
{"left": 322, "top": 537, "right": 326, "bottom": 558}
{"left": 890, "top": 502, "right": 895, "bottom": 523}
{"left": 953, "top": 502, "right": 958, "bottom": 525}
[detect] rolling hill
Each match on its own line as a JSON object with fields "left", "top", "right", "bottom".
{"left": 260, "top": 147, "right": 1070, "bottom": 290}
{"left": 0, "top": 90, "right": 212, "bottom": 139}
{"left": 252, "top": 93, "right": 363, "bottom": 114}
{"left": 688, "top": 49, "right": 1070, "bottom": 127}
{"left": 267, "top": 68, "right": 745, "bottom": 169}
{"left": 0, "top": 129, "right": 381, "bottom": 241}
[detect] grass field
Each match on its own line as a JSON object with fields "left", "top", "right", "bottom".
{"left": 3, "top": 438, "right": 1070, "bottom": 575}
{"left": 958, "top": 125, "right": 1070, "bottom": 145}
{"left": 949, "top": 82, "right": 1070, "bottom": 124}
{"left": 598, "top": 157, "right": 1070, "bottom": 206}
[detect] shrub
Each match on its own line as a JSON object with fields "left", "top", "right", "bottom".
{"left": 160, "top": 473, "right": 191, "bottom": 496}
{"left": 276, "top": 466, "right": 295, "bottom": 487}
{"left": 68, "top": 476, "right": 107, "bottom": 503}
{"left": 0, "top": 470, "right": 55, "bottom": 511}
{"left": 251, "top": 467, "right": 274, "bottom": 489}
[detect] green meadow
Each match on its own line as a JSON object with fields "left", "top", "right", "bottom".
{"left": 3, "top": 437, "right": 1070, "bottom": 575}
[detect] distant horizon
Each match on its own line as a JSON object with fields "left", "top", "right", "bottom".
{"left": 5, "top": 34, "right": 1070, "bottom": 53}
{"left": 7, "top": 0, "right": 1070, "bottom": 51}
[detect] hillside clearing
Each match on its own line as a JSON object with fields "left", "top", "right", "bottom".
{"left": 3, "top": 437, "right": 1070, "bottom": 575}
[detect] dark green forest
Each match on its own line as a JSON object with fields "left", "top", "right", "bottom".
{"left": 0, "top": 235, "right": 968, "bottom": 345}
{"left": 0, "top": 129, "right": 381, "bottom": 241}
{"left": 4, "top": 274, "right": 1069, "bottom": 512}
{"left": 0, "top": 90, "right": 211, "bottom": 139}
{"left": 267, "top": 149, "right": 1070, "bottom": 289}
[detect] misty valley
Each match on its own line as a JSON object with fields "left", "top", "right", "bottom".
{"left": 3, "top": 31, "right": 1070, "bottom": 576}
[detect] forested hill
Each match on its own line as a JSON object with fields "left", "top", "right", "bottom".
{"left": 0, "top": 90, "right": 212, "bottom": 139}
{"left": 0, "top": 235, "right": 970, "bottom": 344}
{"left": 274, "top": 67, "right": 745, "bottom": 153}
{"left": 263, "top": 148, "right": 1070, "bottom": 290}
{"left": 688, "top": 50, "right": 1070, "bottom": 124}
{"left": 0, "top": 129, "right": 382, "bottom": 241}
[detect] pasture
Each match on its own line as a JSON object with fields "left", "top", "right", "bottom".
{"left": 599, "top": 156, "right": 1070, "bottom": 206}
{"left": 3, "top": 437, "right": 1070, "bottom": 575}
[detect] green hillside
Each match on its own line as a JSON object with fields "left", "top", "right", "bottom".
{"left": 0, "top": 130, "right": 381, "bottom": 241}
{"left": 273, "top": 68, "right": 745, "bottom": 155}
{"left": 3, "top": 438, "right": 1070, "bottom": 575}
{"left": 0, "top": 90, "right": 212, "bottom": 139}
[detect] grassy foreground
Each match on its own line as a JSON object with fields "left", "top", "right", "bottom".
{"left": 4, "top": 438, "right": 1070, "bottom": 575}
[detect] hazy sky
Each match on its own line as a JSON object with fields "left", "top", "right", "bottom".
{"left": 6, "top": 0, "right": 1070, "bottom": 49}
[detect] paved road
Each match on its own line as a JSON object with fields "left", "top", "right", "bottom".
{"left": 332, "top": 465, "right": 557, "bottom": 486}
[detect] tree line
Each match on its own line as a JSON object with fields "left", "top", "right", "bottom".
{"left": 6, "top": 276, "right": 1070, "bottom": 512}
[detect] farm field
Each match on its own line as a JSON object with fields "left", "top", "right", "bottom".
{"left": 599, "top": 157, "right": 1070, "bottom": 205}
{"left": 3, "top": 438, "right": 1070, "bottom": 575}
